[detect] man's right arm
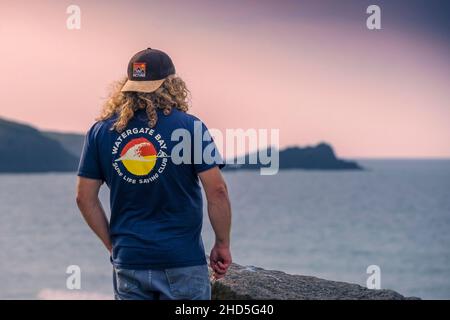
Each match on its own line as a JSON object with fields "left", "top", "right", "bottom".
{"left": 199, "top": 166, "right": 232, "bottom": 279}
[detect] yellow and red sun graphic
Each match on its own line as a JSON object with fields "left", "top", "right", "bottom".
{"left": 115, "top": 138, "right": 157, "bottom": 176}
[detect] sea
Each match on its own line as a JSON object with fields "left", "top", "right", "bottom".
{"left": 0, "top": 160, "right": 449, "bottom": 299}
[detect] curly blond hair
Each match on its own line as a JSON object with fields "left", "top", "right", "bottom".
{"left": 98, "top": 75, "right": 190, "bottom": 132}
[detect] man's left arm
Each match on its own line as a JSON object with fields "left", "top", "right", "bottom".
{"left": 76, "top": 177, "right": 112, "bottom": 254}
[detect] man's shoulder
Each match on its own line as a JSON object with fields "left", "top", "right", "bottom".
{"left": 170, "top": 109, "right": 206, "bottom": 126}
{"left": 85, "top": 118, "right": 115, "bottom": 138}
{"left": 169, "top": 109, "right": 197, "bottom": 120}
{"left": 164, "top": 109, "right": 204, "bottom": 129}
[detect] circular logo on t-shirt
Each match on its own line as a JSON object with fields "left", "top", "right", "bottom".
{"left": 112, "top": 127, "right": 169, "bottom": 184}
{"left": 115, "top": 137, "right": 157, "bottom": 176}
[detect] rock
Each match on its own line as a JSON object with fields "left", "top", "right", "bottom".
{"left": 224, "top": 143, "right": 362, "bottom": 171}
{"left": 207, "top": 259, "right": 419, "bottom": 300}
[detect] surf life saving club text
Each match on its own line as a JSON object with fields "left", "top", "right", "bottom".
{"left": 112, "top": 127, "right": 168, "bottom": 184}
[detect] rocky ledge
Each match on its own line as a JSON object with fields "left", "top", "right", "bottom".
{"left": 208, "top": 259, "right": 419, "bottom": 300}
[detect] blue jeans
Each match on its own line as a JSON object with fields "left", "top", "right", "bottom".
{"left": 113, "top": 264, "right": 211, "bottom": 300}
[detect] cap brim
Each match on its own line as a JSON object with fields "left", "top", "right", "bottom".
{"left": 121, "top": 79, "right": 165, "bottom": 93}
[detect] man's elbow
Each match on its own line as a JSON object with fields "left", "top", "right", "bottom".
{"left": 208, "top": 183, "right": 229, "bottom": 203}
{"left": 76, "top": 194, "right": 84, "bottom": 208}
{"left": 76, "top": 193, "right": 91, "bottom": 209}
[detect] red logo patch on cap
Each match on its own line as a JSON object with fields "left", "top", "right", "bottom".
{"left": 133, "top": 62, "right": 146, "bottom": 78}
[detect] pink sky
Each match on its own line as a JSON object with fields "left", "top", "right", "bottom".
{"left": 0, "top": 0, "right": 449, "bottom": 158}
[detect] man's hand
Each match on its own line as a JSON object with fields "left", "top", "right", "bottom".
{"left": 210, "top": 243, "right": 232, "bottom": 279}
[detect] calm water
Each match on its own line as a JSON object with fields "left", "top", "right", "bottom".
{"left": 0, "top": 160, "right": 449, "bottom": 299}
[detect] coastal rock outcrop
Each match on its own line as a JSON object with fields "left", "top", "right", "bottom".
{"left": 224, "top": 143, "right": 362, "bottom": 171}
{"left": 208, "top": 259, "right": 418, "bottom": 300}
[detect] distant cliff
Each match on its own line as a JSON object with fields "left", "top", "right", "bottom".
{"left": 225, "top": 143, "right": 362, "bottom": 171}
{"left": 43, "top": 131, "right": 84, "bottom": 158}
{"left": 0, "top": 118, "right": 79, "bottom": 173}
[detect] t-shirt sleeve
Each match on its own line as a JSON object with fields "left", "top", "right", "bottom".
{"left": 77, "top": 124, "right": 104, "bottom": 181}
{"left": 192, "top": 120, "right": 225, "bottom": 174}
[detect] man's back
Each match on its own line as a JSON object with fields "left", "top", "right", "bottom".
{"left": 79, "top": 108, "right": 219, "bottom": 269}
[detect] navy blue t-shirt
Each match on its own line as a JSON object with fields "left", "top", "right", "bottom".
{"left": 77, "top": 108, "right": 223, "bottom": 269}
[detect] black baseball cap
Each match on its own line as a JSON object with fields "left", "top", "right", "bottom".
{"left": 121, "top": 48, "right": 176, "bottom": 93}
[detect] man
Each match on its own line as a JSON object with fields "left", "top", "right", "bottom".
{"left": 76, "top": 48, "right": 232, "bottom": 300}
